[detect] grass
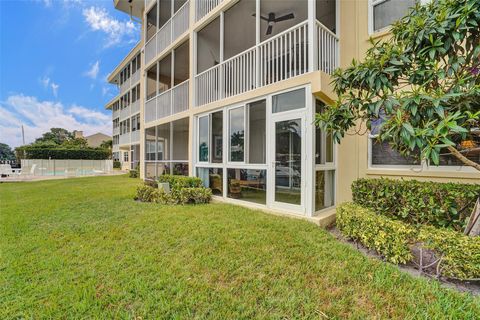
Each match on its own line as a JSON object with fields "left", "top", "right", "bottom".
{"left": 1, "top": 175, "right": 478, "bottom": 319}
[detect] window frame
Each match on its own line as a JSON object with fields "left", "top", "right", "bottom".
{"left": 368, "top": 0, "right": 427, "bottom": 35}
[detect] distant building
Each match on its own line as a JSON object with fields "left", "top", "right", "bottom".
{"left": 73, "top": 131, "right": 111, "bottom": 148}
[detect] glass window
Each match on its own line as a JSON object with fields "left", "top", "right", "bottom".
{"left": 198, "top": 116, "right": 209, "bottom": 162}
{"left": 315, "top": 100, "right": 333, "bottom": 164}
{"left": 227, "top": 169, "right": 267, "bottom": 205}
{"left": 371, "top": 140, "right": 419, "bottom": 166}
{"left": 248, "top": 100, "right": 266, "bottom": 164}
{"left": 229, "top": 107, "right": 245, "bottom": 162}
{"left": 315, "top": 170, "right": 335, "bottom": 211}
{"left": 272, "top": 88, "right": 305, "bottom": 113}
{"left": 211, "top": 111, "right": 223, "bottom": 163}
{"left": 172, "top": 118, "right": 189, "bottom": 161}
{"left": 157, "top": 123, "right": 170, "bottom": 161}
{"left": 197, "top": 167, "right": 223, "bottom": 196}
{"left": 372, "top": 0, "right": 415, "bottom": 32}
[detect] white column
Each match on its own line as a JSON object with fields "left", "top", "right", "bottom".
{"left": 307, "top": 0, "right": 316, "bottom": 72}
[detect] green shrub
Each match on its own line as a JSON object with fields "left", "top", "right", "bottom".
{"left": 16, "top": 146, "right": 111, "bottom": 160}
{"left": 158, "top": 175, "right": 203, "bottom": 189}
{"left": 135, "top": 183, "right": 211, "bottom": 205}
{"left": 337, "top": 202, "right": 480, "bottom": 280}
{"left": 129, "top": 170, "right": 139, "bottom": 178}
{"left": 352, "top": 178, "right": 480, "bottom": 231}
{"left": 113, "top": 161, "right": 121, "bottom": 169}
{"left": 418, "top": 226, "right": 480, "bottom": 280}
{"left": 337, "top": 203, "right": 416, "bottom": 264}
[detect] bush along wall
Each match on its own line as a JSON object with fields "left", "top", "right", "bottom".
{"left": 16, "top": 146, "right": 111, "bottom": 160}
{"left": 135, "top": 175, "right": 211, "bottom": 205}
{"left": 337, "top": 203, "right": 480, "bottom": 280}
{"left": 352, "top": 178, "right": 480, "bottom": 231}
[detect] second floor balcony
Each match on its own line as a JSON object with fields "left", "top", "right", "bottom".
{"left": 145, "top": 0, "right": 190, "bottom": 66}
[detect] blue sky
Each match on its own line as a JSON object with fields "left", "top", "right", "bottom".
{"left": 0, "top": 0, "right": 140, "bottom": 147}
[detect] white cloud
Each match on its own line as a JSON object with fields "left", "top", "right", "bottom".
{"left": 40, "top": 76, "right": 50, "bottom": 89}
{"left": 51, "top": 83, "right": 60, "bottom": 98}
{"left": 84, "top": 60, "right": 100, "bottom": 79}
{"left": 82, "top": 6, "right": 138, "bottom": 47}
{"left": 0, "top": 95, "right": 111, "bottom": 148}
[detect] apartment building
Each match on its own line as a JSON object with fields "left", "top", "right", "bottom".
{"left": 106, "top": 42, "right": 142, "bottom": 171}
{"left": 107, "top": 0, "right": 480, "bottom": 219}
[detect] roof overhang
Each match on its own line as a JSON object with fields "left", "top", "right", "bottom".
{"left": 107, "top": 41, "right": 143, "bottom": 84}
{"left": 114, "top": 0, "right": 144, "bottom": 19}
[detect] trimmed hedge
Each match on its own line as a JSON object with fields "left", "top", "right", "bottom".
{"left": 352, "top": 178, "right": 480, "bottom": 231}
{"left": 158, "top": 175, "right": 203, "bottom": 189}
{"left": 16, "top": 146, "right": 111, "bottom": 160}
{"left": 113, "top": 161, "right": 121, "bottom": 169}
{"left": 337, "top": 203, "right": 480, "bottom": 280}
{"left": 337, "top": 202, "right": 415, "bottom": 264}
{"left": 135, "top": 184, "right": 211, "bottom": 205}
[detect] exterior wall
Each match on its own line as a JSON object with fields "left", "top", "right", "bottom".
{"left": 110, "top": 0, "right": 479, "bottom": 216}
{"left": 84, "top": 133, "right": 111, "bottom": 148}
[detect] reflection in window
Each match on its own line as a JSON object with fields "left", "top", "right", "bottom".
{"left": 372, "top": 0, "right": 415, "bottom": 32}
{"left": 315, "top": 100, "right": 333, "bottom": 164}
{"left": 248, "top": 100, "right": 266, "bottom": 164}
{"left": 199, "top": 116, "right": 209, "bottom": 162}
{"left": 211, "top": 111, "right": 223, "bottom": 163}
{"left": 371, "top": 140, "right": 419, "bottom": 166}
{"left": 197, "top": 167, "right": 223, "bottom": 196}
{"left": 272, "top": 88, "right": 305, "bottom": 113}
{"left": 227, "top": 169, "right": 267, "bottom": 205}
{"left": 229, "top": 107, "right": 245, "bottom": 162}
{"left": 315, "top": 170, "right": 335, "bottom": 211}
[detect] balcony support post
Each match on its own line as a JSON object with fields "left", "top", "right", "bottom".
{"left": 255, "top": 0, "right": 260, "bottom": 88}
{"left": 308, "top": 0, "right": 317, "bottom": 72}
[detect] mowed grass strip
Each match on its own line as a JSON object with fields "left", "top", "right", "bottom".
{"left": 0, "top": 175, "right": 478, "bottom": 319}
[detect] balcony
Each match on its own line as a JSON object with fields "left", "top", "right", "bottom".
{"left": 120, "top": 78, "right": 130, "bottom": 94}
{"left": 113, "top": 127, "right": 120, "bottom": 136}
{"left": 120, "top": 106, "right": 130, "bottom": 120}
{"left": 196, "top": 0, "right": 224, "bottom": 22}
{"left": 131, "top": 100, "right": 140, "bottom": 115}
{"left": 131, "top": 69, "right": 140, "bottom": 85}
{"left": 145, "top": 1, "right": 190, "bottom": 66}
{"left": 131, "top": 130, "right": 140, "bottom": 144}
{"left": 119, "top": 133, "right": 130, "bottom": 145}
{"left": 195, "top": 21, "right": 338, "bottom": 107}
{"left": 145, "top": 80, "right": 189, "bottom": 124}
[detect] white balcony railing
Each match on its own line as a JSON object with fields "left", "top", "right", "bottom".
{"left": 112, "top": 109, "right": 120, "bottom": 120}
{"left": 196, "top": 0, "right": 223, "bottom": 21}
{"left": 113, "top": 127, "right": 120, "bottom": 136}
{"left": 195, "top": 21, "right": 338, "bottom": 107}
{"left": 145, "top": 1, "right": 190, "bottom": 66}
{"left": 316, "top": 21, "right": 339, "bottom": 75}
{"left": 119, "top": 134, "right": 130, "bottom": 145}
{"left": 120, "top": 106, "right": 130, "bottom": 120}
{"left": 132, "top": 69, "right": 140, "bottom": 84}
{"left": 131, "top": 100, "right": 140, "bottom": 115}
{"left": 120, "top": 78, "right": 130, "bottom": 94}
{"left": 131, "top": 130, "right": 140, "bottom": 144}
{"left": 144, "top": 80, "right": 189, "bottom": 124}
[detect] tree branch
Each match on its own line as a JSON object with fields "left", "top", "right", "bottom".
{"left": 447, "top": 146, "right": 480, "bottom": 171}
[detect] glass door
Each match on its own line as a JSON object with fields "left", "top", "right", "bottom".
{"left": 269, "top": 113, "right": 305, "bottom": 213}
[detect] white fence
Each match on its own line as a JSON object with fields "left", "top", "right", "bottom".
{"left": 21, "top": 159, "right": 113, "bottom": 177}
{"left": 145, "top": 1, "right": 190, "bottom": 66}
{"left": 316, "top": 21, "right": 339, "bottom": 75}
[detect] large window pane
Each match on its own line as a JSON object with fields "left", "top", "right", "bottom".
{"left": 224, "top": 0, "right": 256, "bottom": 60}
{"left": 197, "top": 17, "right": 220, "bottom": 74}
{"left": 248, "top": 100, "right": 266, "bottom": 164}
{"left": 373, "top": 0, "right": 415, "bottom": 32}
{"left": 272, "top": 88, "right": 305, "bottom": 113}
{"left": 315, "top": 170, "right": 335, "bottom": 211}
{"left": 315, "top": 100, "right": 333, "bottom": 164}
{"left": 199, "top": 116, "right": 209, "bottom": 162}
{"left": 227, "top": 169, "right": 267, "bottom": 205}
{"left": 371, "top": 140, "right": 419, "bottom": 166}
{"left": 211, "top": 111, "right": 223, "bottom": 163}
{"left": 197, "top": 167, "right": 223, "bottom": 196}
{"left": 229, "top": 107, "right": 245, "bottom": 162}
{"left": 172, "top": 118, "right": 189, "bottom": 161}
{"left": 157, "top": 123, "right": 170, "bottom": 161}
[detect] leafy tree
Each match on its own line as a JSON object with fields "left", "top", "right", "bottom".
{"left": 316, "top": 0, "right": 480, "bottom": 170}
{"left": 35, "top": 128, "right": 74, "bottom": 145}
{"left": 61, "top": 137, "right": 88, "bottom": 148}
{"left": 99, "top": 139, "right": 113, "bottom": 149}
{"left": 0, "top": 143, "right": 15, "bottom": 161}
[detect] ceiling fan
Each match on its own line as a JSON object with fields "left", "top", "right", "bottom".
{"left": 253, "top": 12, "right": 295, "bottom": 35}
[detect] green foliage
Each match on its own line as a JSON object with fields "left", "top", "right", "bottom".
{"left": 135, "top": 183, "right": 212, "bottom": 205}
{"left": 129, "top": 163, "right": 140, "bottom": 178}
{"left": 352, "top": 178, "right": 480, "bottom": 231}
{"left": 113, "top": 161, "right": 121, "bottom": 169}
{"left": 99, "top": 139, "right": 113, "bottom": 149}
{"left": 418, "top": 226, "right": 480, "bottom": 280}
{"left": 61, "top": 138, "right": 88, "bottom": 148}
{"left": 35, "top": 128, "right": 74, "bottom": 145}
{"left": 337, "top": 202, "right": 480, "bottom": 280}
{"left": 316, "top": 0, "right": 480, "bottom": 169}
{"left": 157, "top": 174, "right": 203, "bottom": 189}
{"left": 15, "top": 146, "right": 111, "bottom": 160}
{"left": 0, "top": 143, "right": 15, "bottom": 161}
{"left": 337, "top": 203, "right": 416, "bottom": 264}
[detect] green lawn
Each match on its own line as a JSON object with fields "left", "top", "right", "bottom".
{"left": 1, "top": 175, "right": 478, "bottom": 319}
